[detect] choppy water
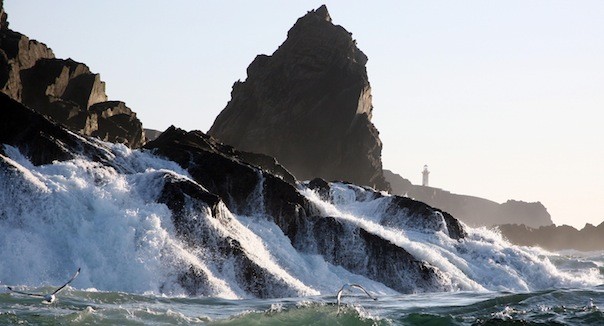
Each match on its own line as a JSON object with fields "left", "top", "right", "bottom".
{"left": 1, "top": 285, "right": 604, "bottom": 325}
{"left": 2, "top": 142, "right": 604, "bottom": 324}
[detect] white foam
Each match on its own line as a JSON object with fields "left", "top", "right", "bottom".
{"left": 1, "top": 142, "right": 601, "bottom": 298}
{"left": 301, "top": 183, "right": 602, "bottom": 292}
{"left": 0, "top": 143, "right": 236, "bottom": 297}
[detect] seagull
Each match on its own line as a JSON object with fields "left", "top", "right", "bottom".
{"left": 336, "top": 283, "right": 377, "bottom": 307}
{"left": 7, "top": 267, "right": 80, "bottom": 304}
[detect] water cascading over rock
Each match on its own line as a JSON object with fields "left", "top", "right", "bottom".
{"left": 209, "top": 5, "right": 389, "bottom": 191}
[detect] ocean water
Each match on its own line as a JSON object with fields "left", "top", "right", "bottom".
{"left": 1, "top": 284, "right": 604, "bottom": 325}
{"left": 1, "top": 142, "right": 603, "bottom": 324}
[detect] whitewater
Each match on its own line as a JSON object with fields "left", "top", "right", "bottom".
{"left": 1, "top": 142, "right": 603, "bottom": 324}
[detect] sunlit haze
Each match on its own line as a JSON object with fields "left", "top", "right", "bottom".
{"left": 5, "top": 0, "right": 603, "bottom": 229}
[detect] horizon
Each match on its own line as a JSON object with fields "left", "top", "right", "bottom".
{"left": 4, "top": 0, "right": 603, "bottom": 229}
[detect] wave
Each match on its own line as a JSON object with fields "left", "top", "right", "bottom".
{"left": 1, "top": 143, "right": 601, "bottom": 299}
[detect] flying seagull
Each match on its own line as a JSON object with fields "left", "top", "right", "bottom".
{"left": 7, "top": 267, "right": 81, "bottom": 303}
{"left": 336, "top": 283, "right": 378, "bottom": 307}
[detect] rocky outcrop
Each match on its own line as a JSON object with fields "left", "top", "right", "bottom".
{"left": 0, "top": 5, "right": 144, "bottom": 148}
{"left": 1, "top": 1, "right": 8, "bottom": 30}
{"left": 499, "top": 223, "right": 604, "bottom": 251}
{"left": 384, "top": 169, "right": 553, "bottom": 228}
{"left": 146, "top": 127, "right": 464, "bottom": 295}
{"left": 144, "top": 128, "right": 162, "bottom": 142}
{"left": 2, "top": 92, "right": 468, "bottom": 297}
{"left": 208, "top": 5, "right": 389, "bottom": 191}
{"left": 0, "top": 92, "right": 112, "bottom": 165}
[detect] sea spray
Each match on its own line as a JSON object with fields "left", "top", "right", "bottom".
{"left": 1, "top": 143, "right": 601, "bottom": 299}
{"left": 300, "top": 182, "right": 602, "bottom": 292}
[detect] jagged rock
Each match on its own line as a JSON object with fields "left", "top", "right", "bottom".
{"left": 0, "top": 92, "right": 112, "bottom": 165}
{"left": 385, "top": 196, "right": 466, "bottom": 240}
{"left": 2, "top": 84, "right": 469, "bottom": 296}
{"left": 209, "top": 5, "right": 389, "bottom": 191}
{"left": 383, "top": 169, "right": 553, "bottom": 228}
{"left": 144, "top": 128, "right": 162, "bottom": 142}
{"left": 0, "top": 7, "right": 144, "bottom": 148}
{"left": 146, "top": 126, "right": 297, "bottom": 189}
{"left": 308, "top": 178, "right": 330, "bottom": 201}
{"left": 0, "top": 29, "right": 54, "bottom": 101}
{"left": 157, "top": 173, "right": 298, "bottom": 298}
{"left": 88, "top": 101, "right": 144, "bottom": 146}
{"left": 1, "top": 0, "right": 8, "bottom": 30}
{"left": 146, "top": 126, "right": 464, "bottom": 294}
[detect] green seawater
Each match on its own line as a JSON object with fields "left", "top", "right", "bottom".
{"left": 1, "top": 287, "right": 603, "bottom": 325}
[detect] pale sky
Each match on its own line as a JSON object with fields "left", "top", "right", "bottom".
{"left": 5, "top": 1, "right": 603, "bottom": 229}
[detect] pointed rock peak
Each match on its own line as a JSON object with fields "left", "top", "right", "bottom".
{"left": 1, "top": 0, "right": 9, "bottom": 30}
{"left": 312, "top": 5, "right": 331, "bottom": 22}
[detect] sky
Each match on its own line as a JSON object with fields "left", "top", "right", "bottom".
{"left": 4, "top": 1, "right": 603, "bottom": 229}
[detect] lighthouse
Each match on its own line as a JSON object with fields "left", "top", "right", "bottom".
{"left": 422, "top": 165, "right": 429, "bottom": 186}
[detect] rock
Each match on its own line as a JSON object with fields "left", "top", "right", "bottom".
{"left": 144, "top": 128, "right": 162, "bottom": 142}
{"left": 1, "top": 0, "right": 8, "bottom": 30}
{"left": 146, "top": 126, "right": 297, "bottom": 190}
{"left": 303, "top": 215, "right": 446, "bottom": 293}
{"left": 88, "top": 101, "right": 144, "bottom": 147}
{"left": 383, "top": 169, "right": 413, "bottom": 195}
{"left": 308, "top": 178, "right": 330, "bottom": 201}
{"left": 146, "top": 126, "right": 464, "bottom": 294}
{"left": 208, "top": 5, "right": 390, "bottom": 191}
{"left": 0, "top": 92, "right": 112, "bottom": 165}
{"left": 0, "top": 8, "right": 145, "bottom": 148}
{"left": 498, "top": 222, "right": 604, "bottom": 251}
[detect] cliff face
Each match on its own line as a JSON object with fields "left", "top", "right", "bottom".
{"left": 208, "top": 5, "right": 389, "bottom": 191}
{"left": 499, "top": 223, "right": 604, "bottom": 251}
{"left": 0, "top": 4, "right": 144, "bottom": 148}
{"left": 384, "top": 169, "right": 554, "bottom": 228}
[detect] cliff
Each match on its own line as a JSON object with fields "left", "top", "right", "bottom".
{"left": 499, "top": 223, "right": 604, "bottom": 252}
{"left": 0, "top": 3, "right": 144, "bottom": 148}
{"left": 384, "top": 169, "right": 554, "bottom": 228}
{"left": 208, "top": 5, "right": 389, "bottom": 191}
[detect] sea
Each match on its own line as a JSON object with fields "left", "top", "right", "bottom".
{"left": 1, "top": 142, "right": 603, "bottom": 325}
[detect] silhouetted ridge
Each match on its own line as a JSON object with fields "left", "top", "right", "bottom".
{"left": 384, "top": 169, "right": 554, "bottom": 228}
{"left": 0, "top": 4, "right": 144, "bottom": 148}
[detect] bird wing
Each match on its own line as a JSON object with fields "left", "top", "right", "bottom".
{"left": 350, "top": 284, "right": 377, "bottom": 300}
{"left": 6, "top": 286, "right": 45, "bottom": 298}
{"left": 51, "top": 267, "right": 81, "bottom": 295}
{"left": 336, "top": 284, "right": 346, "bottom": 306}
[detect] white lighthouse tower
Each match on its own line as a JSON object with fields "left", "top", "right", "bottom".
{"left": 422, "top": 165, "right": 429, "bottom": 187}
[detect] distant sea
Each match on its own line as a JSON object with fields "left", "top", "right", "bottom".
{"left": 2, "top": 251, "right": 603, "bottom": 325}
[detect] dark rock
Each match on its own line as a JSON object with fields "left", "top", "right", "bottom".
{"left": 308, "top": 178, "right": 330, "bottom": 201}
{"left": 2, "top": 81, "right": 468, "bottom": 297}
{"left": 88, "top": 101, "right": 144, "bottom": 147}
{"left": 304, "top": 215, "right": 446, "bottom": 293}
{"left": 383, "top": 169, "right": 553, "bottom": 228}
{"left": 1, "top": 0, "right": 8, "bottom": 30}
{"left": 385, "top": 196, "right": 466, "bottom": 240}
{"left": 144, "top": 128, "right": 162, "bottom": 142}
{"left": 156, "top": 172, "right": 298, "bottom": 298}
{"left": 208, "top": 5, "right": 390, "bottom": 191}
{"left": 383, "top": 169, "right": 413, "bottom": 195}
{"left": 147, "top": 126, "right": 465, "bottom": 294}
{"left": 146, "top": 126, "right": 296, "bottom": 192}
{"left": 0, "top": 92, "right": 111, "bottom": 165}
{"left": 0, "top": 12, "right": 145, "bottom": 148}
{"left": 0, "top": 29, "right": 54, "bottom": 100}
